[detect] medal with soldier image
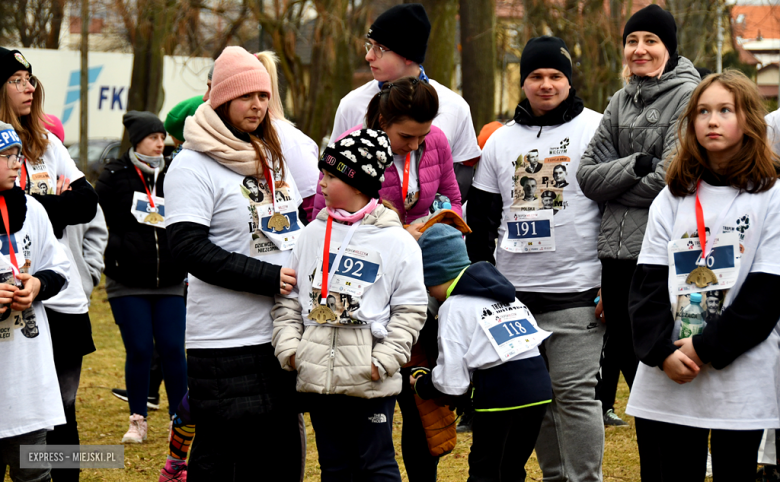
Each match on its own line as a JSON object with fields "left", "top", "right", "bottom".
{"left": 307, "top": 217, "right": 380, "bottom": 326}
{"left": 242, "top": 169, "right": 301, "bottom": 252}
{"left": 668, "top": 184, "right": 740, "bottom": 294}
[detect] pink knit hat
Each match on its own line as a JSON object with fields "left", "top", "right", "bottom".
{"left": 209, "top": 46, "right": 271, "bottom": 109}
{"left": 42, "top": 114, "right": 65, "bottom": 143}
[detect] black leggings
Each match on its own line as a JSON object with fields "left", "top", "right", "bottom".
{"left": 468, "top": 404, "right": 547, "bottom": 482}
{"left": 636, "top": 417, "right": 762, "bottom": 482}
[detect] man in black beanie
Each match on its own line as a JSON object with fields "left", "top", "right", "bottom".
{"left": 467, "top": 35, "right": 607, "bottom": 482}
{"left": 329, "top": 3, "right": 481, "bottom": 201}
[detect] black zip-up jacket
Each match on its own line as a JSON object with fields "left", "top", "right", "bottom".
{"left": 95, "top": 151, "right": 185, "bottom": 288}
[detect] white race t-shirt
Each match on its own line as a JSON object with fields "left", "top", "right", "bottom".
{"left": 0, "top": 197, "right": 71, "bottom": 438}
{"left": 274, "top": 119, "right": 320, "bottom": 198}
{"left": 626, "top": 183, "right": 780, "bottom": 430}
{"left": 472, "top": 110, "right": 603, "bottom": 293}
{"left": 330, "top": 79, "right": 481, "bottom": 164}
{"left": 432, "top": 294, "right": 542, "bottom": 396}
{"left": 21, "top": 134, "right": 90, "bottom": 315}
{"left": 285, "top": 213, "right": 427, "bottom": 329}
{"left": 392, "top": 152, "right": 419, "bottom": 211}
{"left": 165, "top": 150, "right": 302, "bottom": 349}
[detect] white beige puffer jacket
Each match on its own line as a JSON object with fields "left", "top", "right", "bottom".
{"left": 272, "top": 205, "right": 427, "bottom": 399}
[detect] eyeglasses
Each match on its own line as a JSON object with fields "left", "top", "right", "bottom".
{"left": 0, "top": 153, "right": 20, "bottom": 168}
{"left": 7, "top": 76, "right": 37, "bottom": 93}
{"left": 364, "top": 42, "right": 390, "bottom": 59}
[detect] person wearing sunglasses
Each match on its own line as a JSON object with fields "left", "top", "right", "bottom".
{"left": 329, "top": 3, "right": 481, "bottom": 200}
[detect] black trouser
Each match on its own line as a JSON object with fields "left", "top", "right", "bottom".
{"left": 47, "top": 356, "right": 82, "bottom": 482}
{"left": 596, "top": 258, "right": 640, "bottom": 413}
{"left": 467, "top": 404, "right": 547, "bottom": 482}
{"left": 46, "top": 309, "right": 92, "bottom": 482}
{"left": 186, "top": 344, "right": 302, "bottom": 482}
{"left": 635, "top": 417, "right": 762, "bottom": 481}
{"left": 309, "top": 394, "right": 401, "bottom": 482}
{"left": 398, "top": 367, "right": 440, "bottom": 482}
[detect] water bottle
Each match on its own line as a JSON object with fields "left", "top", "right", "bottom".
{"left": 679, "top": 292, "right": 706, "bottom": 339}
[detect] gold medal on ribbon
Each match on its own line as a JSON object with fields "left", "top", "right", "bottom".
{"left": 144, "top": 212, "right": 164, "bottom": 225}
{"left": 268, "top": 212, "right": 290, "bottom": 232}
{"left": 308, "top": 303, "right": 338, "bottom": 324}
{"left": 686, "top": 265, "right": 718, "bottom": 289}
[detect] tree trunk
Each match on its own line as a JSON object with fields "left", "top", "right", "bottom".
{"left": 460, "top": 0, "right": 496, "bottom": 132}
{"left": 45, "top": 0, "right": 65, "bottom": 49}
{"left": 416, "top": 0, "right": 457, "bottom": 88}
{"left": 300, "top": 0, "right": 354, "bottom": 144}
{"left": 122, "top": 0, "right": 176, "bottom": 152}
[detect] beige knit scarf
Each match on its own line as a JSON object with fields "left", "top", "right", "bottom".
{"left": 182, "top": 102, "right": 264, "bottom": 177}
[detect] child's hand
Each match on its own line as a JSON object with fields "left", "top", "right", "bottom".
{"left": 371, "top": 364, "right": 380, "bottom": 381}
{"left": 409, "top": 374, "right": 420, "bottom": 388}
{"left": 280, "top": 267, "right": 297, "bottom": 295}
{"left": 662, "top": 349, "right": 700, "bottom": 384}
{"left": 673, "top": 337, "right": 703, "bottom": 366}
{"left": 0, "top": 283, "right": 18, "bottom": 312}
{"left": 11, "top": 274, "right": 40, "bottom": 312}
{"left": 404, "top": 223, "right": 424, "bottom": 241}
{"left": 56, "top": 175, "right": 71, "bottom": 195}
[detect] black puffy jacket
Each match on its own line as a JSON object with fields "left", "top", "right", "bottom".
{"left": 96, "top": 151, "right": 185, "bottom": 288}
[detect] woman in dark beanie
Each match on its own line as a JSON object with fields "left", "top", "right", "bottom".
{"left": 164, "top": 46, "right": 303, "bottom": 481}
{"left": 95, "top": 111, "right": 187, "bottom": 445}
{"left": 576, "top": 4, "right": 700, "bottom": 428}
{"left": 1, "top": 47, "right": 98, "bottom": 482}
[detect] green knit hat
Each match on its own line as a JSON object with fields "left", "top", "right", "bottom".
{"left": 164, "top": 95, "right": 204, "bottom": 142}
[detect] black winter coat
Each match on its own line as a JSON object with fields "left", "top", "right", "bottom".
{"left": 96, "top": 151, "right": 185, "bottom": 288}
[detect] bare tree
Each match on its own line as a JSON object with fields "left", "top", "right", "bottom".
{"left": 460, "top": 0, "right": 496, "bottom": 131}
{"left": 417, "top": 0, "right": 458, "bottom": 87}
{"left": 9, "top": 0, "right": 67, "bottom": 48}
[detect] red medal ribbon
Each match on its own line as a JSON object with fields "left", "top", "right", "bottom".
{"left": 0, "top": 197, "right": 20, "bottom": 276}
{"left": 694, "top": 180, "right": 707, "bottom": 263}
{"left": 19, "top": 160, "right": 27, "bottom": 193}
{"left": 134, "top": 167, "right": 155, "bottom": 209}
{"left": 401, "top": 153, "right": 411, "bottom": 204}
{"left": 319, "top": 216, "right": 334, "bottom": 303}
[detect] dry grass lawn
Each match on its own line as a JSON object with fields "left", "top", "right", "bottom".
{"left": 7, "top": 279, "right": 653, "bottom": 481}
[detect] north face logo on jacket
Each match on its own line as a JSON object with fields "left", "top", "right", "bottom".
{"left": 368, "top": 414, "right": 387, "bottom": 423}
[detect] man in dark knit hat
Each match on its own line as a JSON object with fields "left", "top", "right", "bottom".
{"left": 329, "top": 3, "right": 481, "bottom": 199}
{"left": 467, "top": 35, "right": 607, "bottom": 482}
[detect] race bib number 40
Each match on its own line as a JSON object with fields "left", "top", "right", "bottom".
{"left": 479, "top": 301, "right": 551, "bottom": 359}
{"left": 667, "top": 231, "right": 740, "bottom": 294}
{"left": 500, "top": 209, "right": 555, "bottom": 253}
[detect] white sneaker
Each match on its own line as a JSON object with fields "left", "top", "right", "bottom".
{"left": 706, "top": 451, "right": 713, "bottom": 478}
{"left": 122, "top": 414, "right": 148, "bottom": 444}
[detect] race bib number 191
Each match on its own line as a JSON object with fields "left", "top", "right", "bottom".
{"left": 500, "top": 209, "right": 555, "bottom": 253}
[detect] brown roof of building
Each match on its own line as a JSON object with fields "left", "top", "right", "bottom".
{"left": 731, "top": 5, "right": 780, "bottom": 41}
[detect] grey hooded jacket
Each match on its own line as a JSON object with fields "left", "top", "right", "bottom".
{"left": 577, "top": 56, "right": 699, "bottom": 260}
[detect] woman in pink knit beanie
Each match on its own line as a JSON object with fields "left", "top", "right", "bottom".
{"left": 162, "top": 45, "right": 304, "bottom": 481}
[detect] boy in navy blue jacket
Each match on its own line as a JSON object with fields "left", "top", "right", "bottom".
{"left": 411, "top": 224, "right": 552, "bottom": 482}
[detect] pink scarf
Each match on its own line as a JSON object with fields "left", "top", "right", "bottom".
{"left": 326, "top": 198, "right": 379, "bottom": 223}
